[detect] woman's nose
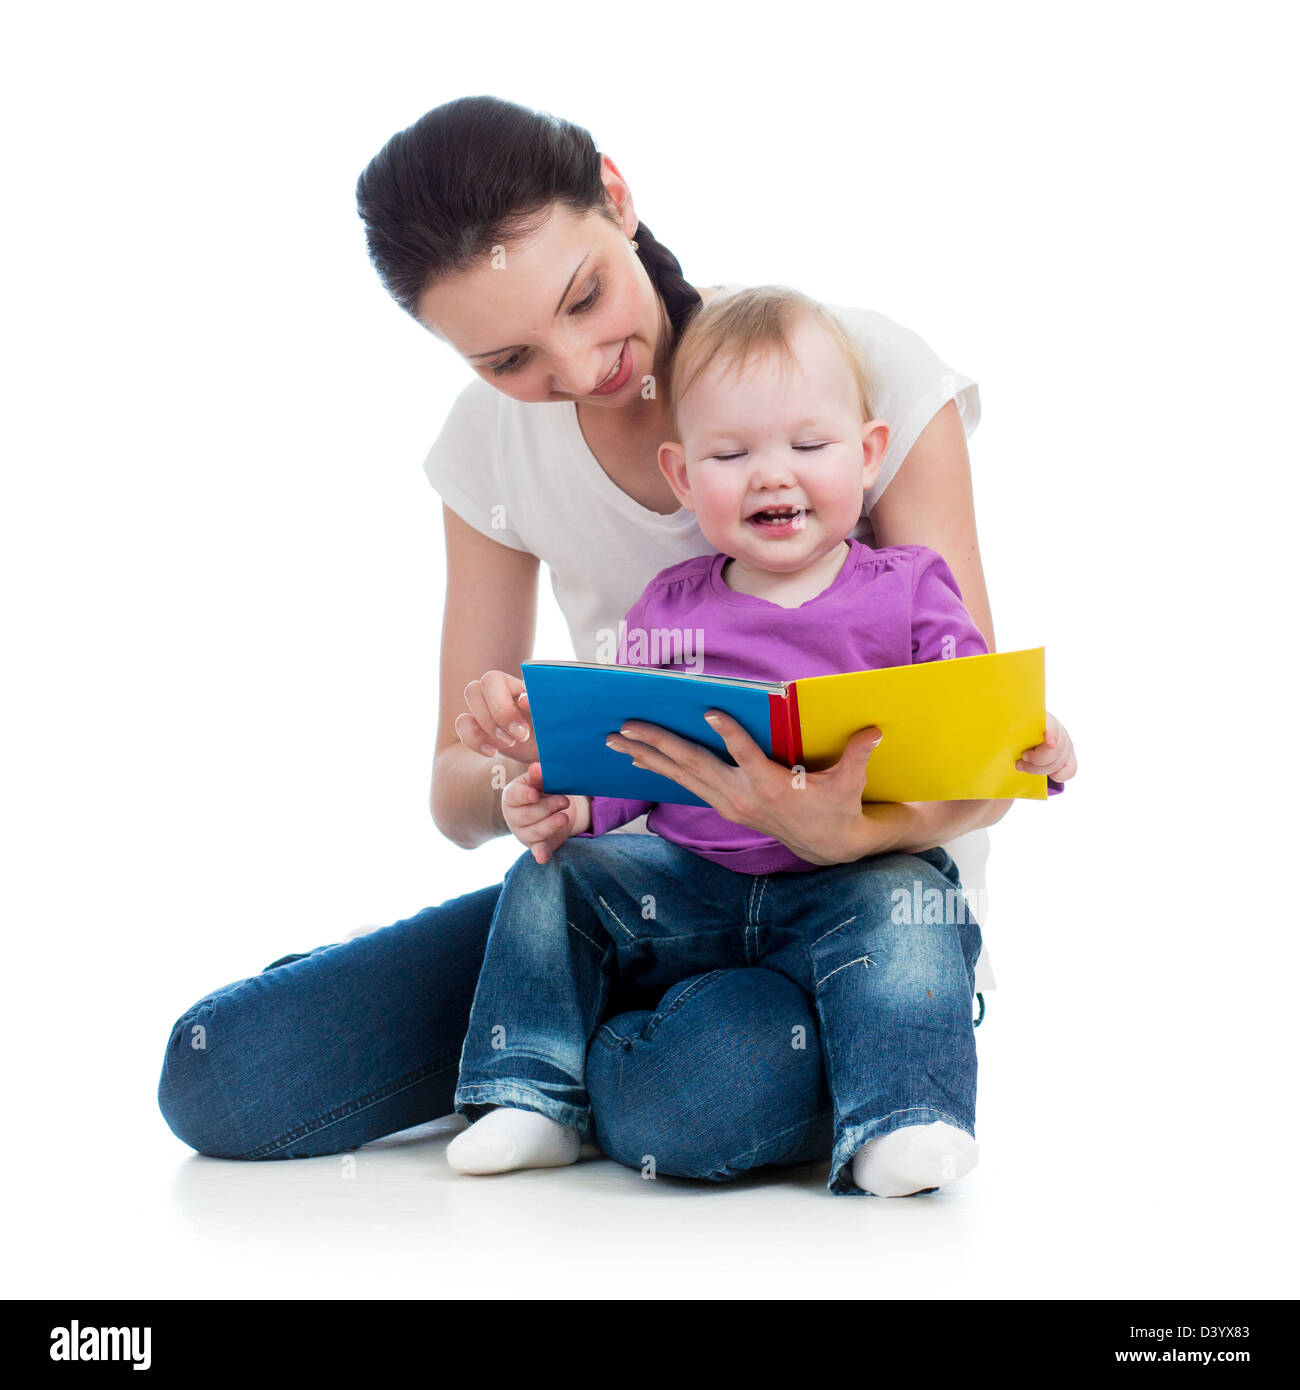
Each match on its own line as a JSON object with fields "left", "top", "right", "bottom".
{"left": 549, "top": 343, "right": 607, "bottom": 397}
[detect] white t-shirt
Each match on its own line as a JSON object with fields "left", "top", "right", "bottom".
{"left": 423, "top": 285, "right": 997, "bottom": 992}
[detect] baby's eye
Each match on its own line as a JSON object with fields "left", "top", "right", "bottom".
{"left": 793, "top": 442, "right": 828, "bottom": 451}
{"left": 711, "top": 451, "right": 748, "bottom": 461}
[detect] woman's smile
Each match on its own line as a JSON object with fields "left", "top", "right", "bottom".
{"left": 589, "top": 338, "right": 633, "bottom": 396}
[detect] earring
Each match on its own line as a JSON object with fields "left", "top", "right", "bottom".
{"left": 630, "top": 239, "right": 639, "bottom": 251}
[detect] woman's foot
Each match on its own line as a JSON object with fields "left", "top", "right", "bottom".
{"left": 445, "top": 1106, "right": 581, "bottom": 1175}
{"left": 851, "top": 1121, "right": 978, "bottom": 1196}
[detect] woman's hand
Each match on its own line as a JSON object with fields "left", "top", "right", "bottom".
{"left": 605, "top": 712, "right": 892, "bottom": 866}
{"left": 1016, "top": 710, "right": 1077, "bottom": 783}
{"left": 501, "top": 762, "right": 590, "bottom": 865}
{"left": 456, "top": 669, "right": 539, "bottom": 765}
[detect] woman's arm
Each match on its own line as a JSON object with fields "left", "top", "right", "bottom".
{"left": 849, "top": 797, "right": 1014, "bottom": 859}
{"left": 870, "top": 399, "right": 996, "bottom": 652}
{"left": 869, "top": 398, "right": 1011, "bottom": 837}
{"left": 431, "top": 502, "right": 540, "bottom": 849}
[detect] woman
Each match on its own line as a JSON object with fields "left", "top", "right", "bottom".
{"left": 157, "top": 96, "right": 1075, "bottom": 1177}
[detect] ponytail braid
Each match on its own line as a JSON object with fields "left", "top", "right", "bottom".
{"left": 632, "top": 220, "right": 703, "bottom": 345}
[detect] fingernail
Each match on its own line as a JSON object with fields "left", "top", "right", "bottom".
{"left": 511, "top": 723, "right": 529, "bottom": 740}
{"left": 619, "top": 726, "right": 634, "bottom": 737}
{"left": 496, "top": 727, "right": 515, "bottom": 745}
{"left": 605, "top": 736, "right": 619, "bottom": 748}
{"left": 704, "top": 713, "right": 721, "bottom": 726}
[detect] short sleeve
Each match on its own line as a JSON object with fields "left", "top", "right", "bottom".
{"left": 575, "top": 796, "right": 657, "bottom": 838}
{"left": 421, "top": 378, "right": 531, "bottom": 553}
{"left": 826, "top": 305, "right": 981, "bottom": 517}
{"left": 909, "top": 547, "right": 989, "bottom": 663}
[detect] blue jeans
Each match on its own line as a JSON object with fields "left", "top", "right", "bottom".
{"left": 456, "top": 836, "right": 982, "bottom": 1195}
{"left": 156, "top": 849, "right": 979, "bottom": 1188}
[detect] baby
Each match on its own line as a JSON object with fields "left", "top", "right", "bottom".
{"left": 447, "top": 285, "right": 1057, "bottom": 1196}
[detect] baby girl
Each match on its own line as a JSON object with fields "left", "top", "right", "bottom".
{"left": 446, "top": 284, "right": 1063, "bottom": 1196}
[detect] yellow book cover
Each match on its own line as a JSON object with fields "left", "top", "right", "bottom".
{"left": 791, "top": 647, "right": 1048, "bottom": 802}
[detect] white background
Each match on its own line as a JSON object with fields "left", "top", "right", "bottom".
{"left": 2, "top": 0, "right": 1296, "bottom": 1300}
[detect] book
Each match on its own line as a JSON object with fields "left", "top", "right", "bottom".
{"left": 521, "top": 647, "right": 1050, "bottom": 808}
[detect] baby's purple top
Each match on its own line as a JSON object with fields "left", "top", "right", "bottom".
{"left": 572, "top": 538, "right": 1060, "bottom": 874}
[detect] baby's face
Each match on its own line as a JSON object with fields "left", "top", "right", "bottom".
{"left": 665, "top": 314, "right": 884, "bottom": 575}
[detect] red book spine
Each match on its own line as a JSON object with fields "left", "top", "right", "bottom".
{"left": 767, "top": 685, "right": 803, "bottom": 767}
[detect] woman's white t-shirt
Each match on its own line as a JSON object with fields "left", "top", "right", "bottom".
{"left": 422, "top": 285, "right": 997, "bottom": 992}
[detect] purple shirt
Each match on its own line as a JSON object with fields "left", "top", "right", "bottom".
{"left": 573, "top": 539, "right": 1059, "bottom": 874}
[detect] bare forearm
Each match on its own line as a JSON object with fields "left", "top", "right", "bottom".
{"left": 853, "top": 797, "right": 1013, "bottom": 859}
{"left": 431, "top": 744, "right": 529, "bottom": 849}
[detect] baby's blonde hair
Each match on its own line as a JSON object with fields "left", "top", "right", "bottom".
{"left": 668, "top": 285, "right": 876, "bottom": 440}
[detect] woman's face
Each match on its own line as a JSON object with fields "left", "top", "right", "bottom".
{"left": 416, "top": 201, "right": 667, "bottom": 409}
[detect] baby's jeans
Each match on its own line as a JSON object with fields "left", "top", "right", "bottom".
{"left": 454, "top": 833, "right": 982, "bottom": 1195}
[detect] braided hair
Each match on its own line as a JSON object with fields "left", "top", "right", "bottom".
{"left": 356, "top": 95, "right": 702, "bottom": 348}
{"left": 629, "top": 219, "right": 703, "bottom": 343}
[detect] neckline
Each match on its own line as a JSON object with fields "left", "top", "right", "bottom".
{"left": 562, "top": 403, "right": 697, "bottom": 527}
{"left": 708, "top": 539, "right": 865, "bottom": 610}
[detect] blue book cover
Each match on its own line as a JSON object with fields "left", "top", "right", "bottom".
{"left": 521, "top": 660, "right": 785, "bottom": 809}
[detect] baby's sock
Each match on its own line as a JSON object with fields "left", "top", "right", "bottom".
{"left": 445, "top": 1106, "right": 581, "bottom": 1175}
{"left": 851, "top": 1121, "right": 978, "bottom": 1197}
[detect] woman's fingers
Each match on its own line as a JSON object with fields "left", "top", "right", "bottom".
{"left": 455, "top": 712, "right": 500, "bottom": 758}
{"left": 461, "top": 672, "right": 526, "bottom": 746}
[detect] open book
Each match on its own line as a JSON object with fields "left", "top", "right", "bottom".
{"left": 521, "top": 647, "right": 1050, "bottom": 808}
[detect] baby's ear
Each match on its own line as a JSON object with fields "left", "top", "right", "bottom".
{"left": 657, "top": 441, "right": 692, "bottom": 506}
{"left": 861, "top": 418, "right": 890, "bottom": 488}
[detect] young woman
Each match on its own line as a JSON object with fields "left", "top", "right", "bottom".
{"left": 157, "top": 96, "right": 1075, "bottom": 1178}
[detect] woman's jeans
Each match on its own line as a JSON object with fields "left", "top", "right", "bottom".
{"left": 157, "top": 845, "right": 980, "bottom": 1190}
{"left": 456, "top": 837, "right": 981, "bottom": 1194}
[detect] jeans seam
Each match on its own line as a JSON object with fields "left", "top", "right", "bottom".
{"left": 453, "top": 1082, "right": 590, "bottom": 1138}
{"left": 235, "top": 1054, "right": 461, "bottom": 1159}
{"left": 596, "top": 894, "right": 636, "bottom": 942}
{"left": 810, "top": 914, "right": 858, "bottom": 949}
{"left": 728, "top": 1109, "right": 836, "bottom": 1170}
{"left": 744, "top": 876, "right": 767, "bottom": 964}
{"left": 815, "top": 950, "right": 878, "bottom": 988}
{"left": 565, "top": 918, "right": 605, "bottom": 954}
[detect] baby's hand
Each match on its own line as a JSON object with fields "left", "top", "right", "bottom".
{"left": 1016, "top": 710, "right": 1077, "bottom": 783}
{"left": 501, "top": 762, "right": 591, "bottom": 865}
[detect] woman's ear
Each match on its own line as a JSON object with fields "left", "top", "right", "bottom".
{"left": 658, "top": 441, "right": 694, "bottom": 510}
{"left": 861, "top": 418, "right": 890, "bottom": 494}
{"left": 599, "top": 155, "right": 637, "bottom": 238}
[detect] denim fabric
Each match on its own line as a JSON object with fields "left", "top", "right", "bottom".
{"left": 455, "top": 836, "right": 982, "bottom": 1194}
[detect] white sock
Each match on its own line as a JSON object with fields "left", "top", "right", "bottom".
{"left": 445, "top": 1106, "right": 581, "bottom": 1175}
{"left": 851, "top": 1121, "right": 978, "bottom": 1197}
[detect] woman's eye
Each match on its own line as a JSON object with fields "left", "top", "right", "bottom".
{"left": 570, "top": 277, "right": 601, "bottom": 313}
{"left": 488, "top": 277, "right": 601, "bottom": 375}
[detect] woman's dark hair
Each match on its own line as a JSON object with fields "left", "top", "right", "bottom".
{"left": 355, "top": 95, "right": 702, "bottom": 344}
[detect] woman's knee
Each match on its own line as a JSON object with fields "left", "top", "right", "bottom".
{"left": 587, "top": 968, "right": 831, "bottom": 1181}
{"left": 157, "top": 987, "right": 257, "bottom": 1158}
